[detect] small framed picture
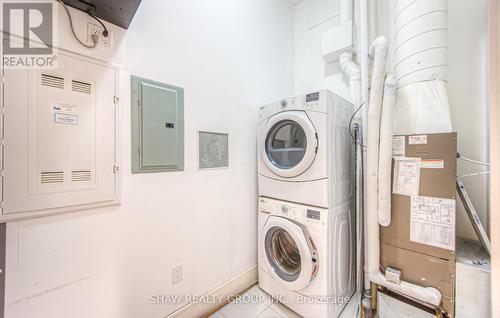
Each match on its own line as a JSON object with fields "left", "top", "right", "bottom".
{"left": 198, "top": 131, "right": 229, "bottom": 169}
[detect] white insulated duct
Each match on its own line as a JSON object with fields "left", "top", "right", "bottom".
{"left": 368, "top": 0, "right": 451, "bottom": 306}
{"left": 378, "top": 74, "right": 397, "bottom": 227}
{"left": 370, "top": 272, "right": 442, "bottom": 307}
{"left": 394, "top": 0, "right": 448, "bottom": 86}
{"left": 365, "top": 36, "right": 388, "bottom": 277}
{"left": 392, "top": 0, "right": 453, "bottom": 134}
{"left": 365, "top": 37, "right": 442, "bottom": 308}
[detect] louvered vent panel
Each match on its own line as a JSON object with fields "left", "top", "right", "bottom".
{"left": 41, "top": 74, "right": 64, "bottom": 89}
{"left": 41, "top": 171, "right": 64, "bottom": 184}
{"left": 71, "top": 170, "right": 91, "bottom": 182}
{"left": 72, "top": 80, "right": 91, "bottom": 94}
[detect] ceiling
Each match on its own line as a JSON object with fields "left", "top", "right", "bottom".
{"left": 62, "top": 0, "right": 142, "bottom": 29}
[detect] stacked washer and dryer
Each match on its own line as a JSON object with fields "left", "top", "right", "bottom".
{"left": 257, "top": 90, "right": 355, "bottom": 318}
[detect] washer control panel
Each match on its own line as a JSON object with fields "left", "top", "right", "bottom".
{"left": 259, "top": 197, "right": 327, "bottom": 226}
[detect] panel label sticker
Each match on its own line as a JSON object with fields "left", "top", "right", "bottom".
{"left": 393, "top": 157, "right": 420, "bottom": 196}
{"left": 420, "top": 159, "right": 444, "bottom": 169}
{"left": 408, "top": 135, "right": 428, "bottom": 145}
{"left": 51, "top": 102, "right": 78, "bottom": 114}
{"left": 392, "top": 136, "right": 406, "bottom": 157}
{"left": 410, "top": 196, "right": 456, "bottom": 250}
{"left": 54, "top": 113, "right": 79, "bottom": 125}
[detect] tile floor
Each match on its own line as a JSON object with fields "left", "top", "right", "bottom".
{"left": 209, "top": 285, "right": 358, "bottom": 318}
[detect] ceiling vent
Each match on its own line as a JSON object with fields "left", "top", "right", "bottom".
{"left": 41, "top": 74, "right": 64, "bottom": 89}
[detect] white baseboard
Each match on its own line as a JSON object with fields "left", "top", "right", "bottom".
{"left": 165, "top": 265, "right": 258, "bottom": 318}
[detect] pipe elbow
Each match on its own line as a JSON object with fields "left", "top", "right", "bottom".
{"left": 378, "top": 217, "right": 391, "bottom": 227}
{"left": 427, "top": 287, "right": 442, "bottom": 304}
{"left": 339, "top": 52, "right": 361, "bottom": 81}
{"left": 369, "top": 271, "right": 442, "bottom": 307}
{"left": 369, "top": 36, "right": 389, "bottom": 59}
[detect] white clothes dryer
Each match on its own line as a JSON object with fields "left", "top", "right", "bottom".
{"left": 257, "top": 90, "right": 354, "bottom": 208}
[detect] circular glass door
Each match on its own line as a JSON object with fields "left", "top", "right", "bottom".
{"left": 265, "top": 226, "right": 302, "bottom": 282}
{"left": 260, "top": 111, "right": 318, "bottom": 178}
{"left": 261, "top": 216, "right": 318, "bottom": 291}
{"left": 266, "top": 120, "right": 307, "bottom": 170}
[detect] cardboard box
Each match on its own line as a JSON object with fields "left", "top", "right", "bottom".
{"left": 380, "top": 132, "right": 457, "bottom": 316}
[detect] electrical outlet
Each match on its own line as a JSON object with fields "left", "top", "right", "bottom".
{"left": 87, "top": 22, "right": 100, "bottom": 44}
{"left": 87, "top": 22, "right": 113, "bottom": 51}
{"left": 101, "top": 31, "right": 113, "bottom": 50}
{"left": 171, "top": 263, "right": 183, "bottom": 285}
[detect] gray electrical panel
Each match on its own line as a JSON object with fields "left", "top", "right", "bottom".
{"left": 131, "top": 76, "right": 184, "bottom": 173}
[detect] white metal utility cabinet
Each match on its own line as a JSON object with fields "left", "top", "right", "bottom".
{"left": 0, "top": 50, "right": 121, "bottom": 222}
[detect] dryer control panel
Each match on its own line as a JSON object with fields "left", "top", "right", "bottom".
{"left": 305, "top": 91, "right": 320, "bottom": 107}
{"left": 259, "top": 197, "right": 327, "bottom": 227}
{"left": 257, "top": 90, "right": 330, "bottom": 124}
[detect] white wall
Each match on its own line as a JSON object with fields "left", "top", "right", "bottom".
{"left": 5, "top": 1, "right": 294, "bottom": 317}
{"left": 295, "top": 0, "right": 490, "bottom": 240}
{"left": 448, "top": 0, "right": 490, "bottom": 240}
{"left": 489, "top": 1, "right": 499, "bottom": 315}
{"left": 4, "top": 0, "right": 491, "bottom": 316}
{"left": 293, "top": 1, "right": 351, "bottom": 100}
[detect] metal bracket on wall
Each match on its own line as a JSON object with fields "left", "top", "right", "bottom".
{"left": 456, "top": 181, "right": 491, "bottom": 255}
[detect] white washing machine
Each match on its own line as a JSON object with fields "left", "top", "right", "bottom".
{"left": 258, "top": 197, "right": 355, "bottom": 318}
{"left": 257, "top": 90, "right": 354, "bottom": 208}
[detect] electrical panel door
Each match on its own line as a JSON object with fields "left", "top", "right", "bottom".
{"left": 1, "top": 51, "right": 120, "bottom": 221}
{"left": 131, "top": 76, "right": 184, "bottom": 173}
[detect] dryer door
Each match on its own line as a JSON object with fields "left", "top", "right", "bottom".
{"left": 260, "top": 111, "right": 318, "bottom": 178}
{"left": 261, "top": 216, "right": 318, "bottom": 291}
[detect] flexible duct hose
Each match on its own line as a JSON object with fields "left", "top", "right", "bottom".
{"left": 393, "top": 0, "right": 453, "bottom": 134}
{"left": 394, "top": 0, "right": 448, "bottom": 87}
{"left": 366, "top": 36, "right": 389, "bottom": 275}
{"left": 365, "top": 36, "right": 443, "bottom": 308}
{"left": 378, "top": 74, "right": 398, "bottom": 226}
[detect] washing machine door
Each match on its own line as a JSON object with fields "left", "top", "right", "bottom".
{"left": 261, "top": 216, "right": 318, "bottom": 291}
{"left": 261, "top": 111, "right": 318, "bottom": 178}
